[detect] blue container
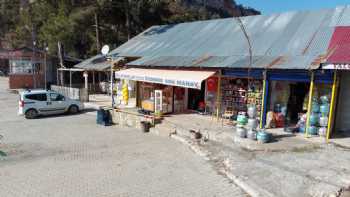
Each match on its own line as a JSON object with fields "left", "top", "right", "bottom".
{"left": 308, "top": 126, "right": 318, "bottom": 135}
{"left": 97, "top": 108, "right": 112, "bottom": 126}
{"left": 309, "top": 113, "right": 319, "bottom": 126}
{"left": 320, "top": 95, "right": 329, "bottom": 104}
{"left": 299, "top": 127, "right": 305, "bottom": 133}
{"left": 320, "top": 104, "right": 330, "bottom": 115}
{"left": 97, "top": 109, "right": 105, "bottom": 125}
{"left": 312, "top": 103, "right": 320, "bottom": 113}
{"left": 257, "top": 131, "right": 271, "bottom": 143}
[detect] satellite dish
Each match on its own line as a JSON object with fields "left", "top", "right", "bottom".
{"left": 101, "top": 45, "right": 110, "bottom": 56}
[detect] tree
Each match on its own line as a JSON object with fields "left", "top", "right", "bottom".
{"left": 1, "top": 0, "right": 259, "bottom": 58}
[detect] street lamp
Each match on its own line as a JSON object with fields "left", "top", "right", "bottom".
{"left": 44, "top": 46, "right": 49, "bottom": 90}
{"left": 101, "top": 45, "right": 114, "bottom": 108}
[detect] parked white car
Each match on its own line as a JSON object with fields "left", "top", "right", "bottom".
{"left": 18, "top": 89, "right": 83, "bottom": 119}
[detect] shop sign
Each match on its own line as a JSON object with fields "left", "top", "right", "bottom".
{"left": 323, "top": 64, "right": 350, "bottom": 70}
{"left": 115, "top": 73, "right": 201, "bottom": 89}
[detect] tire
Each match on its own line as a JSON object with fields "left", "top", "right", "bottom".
{"left": 25, "top": 109, "right": 38, "bottom": 119}
{"left": 68, "top": 105, "right": 79, "bottom": 114}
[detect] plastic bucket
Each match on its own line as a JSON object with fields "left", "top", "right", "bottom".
{"left": 257, "top": 131, "right": 271, "bottom": 143}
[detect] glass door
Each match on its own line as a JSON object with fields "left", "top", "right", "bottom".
{"left": 154, "top": 90, "right": 163, "bottom": 115}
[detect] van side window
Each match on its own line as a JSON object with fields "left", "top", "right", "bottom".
{"left": 50, "top": 93, "right": 65, "bottom": 101}
{"left": 25, "top": 94, "right": 47, "bottom": 101}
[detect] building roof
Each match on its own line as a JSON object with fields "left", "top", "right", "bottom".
{"left": 110, "top": 5, "right": 350, "bottom": 69}
{"left": 74, "top": 54, "right": 109, "bottom": 71}
{"left": 327, "top": 26, "right": 350, "bottom": 63}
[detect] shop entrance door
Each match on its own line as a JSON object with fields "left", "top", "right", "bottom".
{"left": 188, "top": 81, "right": 205, "bottom": 111}
{"left": 287, "top": 83, "right": 308, "bottom": 124}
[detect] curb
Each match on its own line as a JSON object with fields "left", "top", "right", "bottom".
{"left": 170, "top": 134, "right": 210, "bottom": 160}
{"left": 170, "top": 134, "right": 267, "bottom": 197}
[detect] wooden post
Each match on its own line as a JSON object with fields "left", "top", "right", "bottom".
{"left": 56, "top": 69, "right": 59, "bottom": 85}
{"left": 305, "top": 71, "right": 315, "bottom": 138}
{"left": 61, "top": 70, "right": 64, "bottom": 86}
{"left": 69, "top": 70, "right": 72, "bottom": 88}
{"left": 216, "top": 70, "right": 222, "bottom": 121}
{"left": 326, "top": 70, "right": 338, "bottom": 143}
{"left": 92, "top": 70, "right": 96, "bottom": 93}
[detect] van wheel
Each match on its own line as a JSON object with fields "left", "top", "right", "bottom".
{"left": 25, "top": 109, "right": 38, "bottom": 119}
{"left": 68, "top": 105, "right": 79, "bottom": 114}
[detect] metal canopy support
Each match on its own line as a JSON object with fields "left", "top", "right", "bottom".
{"left": 305, "top": 71, "right": 315, "bottom": 138}
{"left": 260, "top": 70, "right": 268, "bottom": 129}
{"left": 216, "top": 70, "right": 222, "bottom": 121}
{"left": 326, "top": 70, "right": 338, "bottom": 142}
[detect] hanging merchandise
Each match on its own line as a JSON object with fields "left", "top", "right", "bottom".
{"left": 247, "top": 80, "right": 263, "bottom": 118}
{"left": 122, "top": 80, "right": 129, "bottom": 105}
{"left": 221, "top": 78, "right": 262, "bottom": 120}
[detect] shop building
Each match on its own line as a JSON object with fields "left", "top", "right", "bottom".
{"left": 106, "top": 5, "right": 350, "bottom": 141}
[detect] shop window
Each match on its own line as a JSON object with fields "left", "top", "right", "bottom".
{"left": 174, "top": 87, "right": 185, "bottom": 113}
{"left": 139, "top": 82, "right": 174, "bottom": 114}
{"left": 10, "top": 60, "right": 42, "bottom": 74}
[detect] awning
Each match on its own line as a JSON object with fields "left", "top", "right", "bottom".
{"left": 115, "top": 68, "right": 216, "bottom": 89}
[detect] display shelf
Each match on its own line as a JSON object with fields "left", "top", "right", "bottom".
{"left": 221, "top": 79, "right": 263, "bottom": 118}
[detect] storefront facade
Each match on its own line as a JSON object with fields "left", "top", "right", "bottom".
{"left": 219, "top": 69, "right": 264, "bottom": 123}
{"left": 115, "top": 68, "right": 217, "bottom": 115}
{"left": 260, "top": 69, "right": 335, "bottom": 139}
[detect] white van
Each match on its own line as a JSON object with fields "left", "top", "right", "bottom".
{"left": 18, "top": 90, "right": 83, "bottom": 119}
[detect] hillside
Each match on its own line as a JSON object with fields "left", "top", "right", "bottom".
{"left": 0, "top": 0, "right": 259, "bottom": 58}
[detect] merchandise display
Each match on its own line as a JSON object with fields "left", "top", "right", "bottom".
{"left": 221, "top": 78, "right": 262, "bottom": 120}
{"left": 138, "top": 82, "right": 173, "bottom": 114}
{"left": 247, "top": 81, "right": 263, "bottom": 118}
{"left": 297, "top": 84, "right": 332, "bottom": 136}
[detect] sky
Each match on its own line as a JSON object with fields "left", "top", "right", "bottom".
{"left": 236, "top": 0, "right": 350, "bottom": 14}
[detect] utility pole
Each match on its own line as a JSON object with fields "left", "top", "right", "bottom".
{"left": 125, "top": 0, "right": 131, "bottom": 40}
{"left": 94, "top": 12, "right": 101, "bottom": 52}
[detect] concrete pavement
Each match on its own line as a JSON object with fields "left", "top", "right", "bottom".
{"left": 0, "top": 77, "right": 247, "bottom": 197}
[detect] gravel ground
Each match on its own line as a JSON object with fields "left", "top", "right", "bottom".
{"left": 174, "top": 133, "right": 350, "bottom": 197}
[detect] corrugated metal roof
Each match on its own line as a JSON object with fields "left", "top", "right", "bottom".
{"left": 112, "top": 5, "right": 350, "bottom": 69}
{"left": 74, "top": 54, "right": 110, "bottom": 71}
{"left": 127, "top": 55, "right": 322, "bottom": 70}
{"left": 327, "top": 26, "right": 350, "bottom": 63}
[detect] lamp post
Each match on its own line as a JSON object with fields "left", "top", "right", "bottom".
{"left": 44, "top": 46, "right": 49, "bottom": 90}
{"left": 101, "top": 45, "right": 114, "bottom": 108}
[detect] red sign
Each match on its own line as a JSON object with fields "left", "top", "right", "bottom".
{"left": 206, "top": 77, "right": 218, "bottom": 92}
